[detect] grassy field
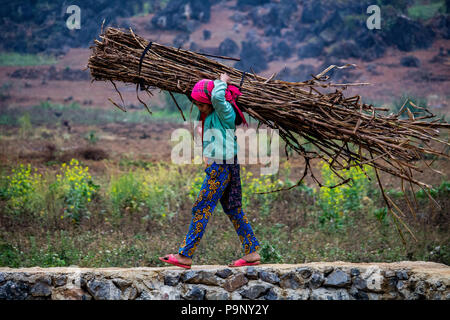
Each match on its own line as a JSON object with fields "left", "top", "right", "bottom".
{"left": 0, "top": 155, "right": 448, "bottom": 268}
{"left": 0, "top": 52, "right": 58, "bottom": 67}
{"left": 0, "top": 99, "right": 449, "bottom": 268}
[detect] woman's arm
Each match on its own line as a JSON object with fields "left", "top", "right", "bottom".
{"left": 211, "top": 73, "right": 235, "bottom": 124}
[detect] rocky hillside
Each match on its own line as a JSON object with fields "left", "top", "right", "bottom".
{"left": 2, "top": 1, "right": 449, "bottom": 78}
{"left": 1, "top": 0, "right": 449, "bottom": 108}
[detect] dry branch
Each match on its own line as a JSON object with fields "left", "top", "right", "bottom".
{"left": 88, "top": 27, "right": 450, "bottom": 241}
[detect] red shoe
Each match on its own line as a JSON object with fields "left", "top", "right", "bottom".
{"left": 228, "top": 258, "right": 260, "bottom": 267}
{"left": 159, "top": 254, "right": 192, "bottom": 269}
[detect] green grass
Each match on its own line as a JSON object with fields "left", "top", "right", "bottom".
{"left": 0, "top": 158, "right": 448, "bottom": 267}
{"left": 0, "top": 52, "right": 58, "bottom": 66}
{"left": 407, "top": 0, "right": 446, "bottom": 20}
{"left": 0, "top": 101, "right": 187, "bottom": 127}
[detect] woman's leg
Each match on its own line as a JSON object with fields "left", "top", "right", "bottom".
{"left": 178, "top": 163, "right": 231, "bottom": 258}
{"left": 221, "top": 203, "right": 260, "bottom": 257}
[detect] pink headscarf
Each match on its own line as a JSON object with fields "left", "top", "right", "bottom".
{"left": 191, "top": 79, "right": 248, "bottom": 126}
{"left": 191, "top": 79, "right": 215, "bottom": 104}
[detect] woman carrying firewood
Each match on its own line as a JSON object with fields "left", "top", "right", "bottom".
{"left": 159, "top": 73, "right": 261, "bottom": 268}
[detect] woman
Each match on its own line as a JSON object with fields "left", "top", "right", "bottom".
{"left": 159, "top": 73, "right": 261, "bottom": 268}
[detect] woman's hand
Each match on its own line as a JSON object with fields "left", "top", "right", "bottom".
{"left": 220, "top": 73, "right": 230, "bottom": 84}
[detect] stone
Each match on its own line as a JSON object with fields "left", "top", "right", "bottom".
{"left": 181, "top": 271, "right": 197, "bottom": 283}
{"left": 205, "top": 287, "right": 230, "bottom": 300}
{"left": 307, "top": 272, "right": 324, "bottom": 289}
{"left": 297, "top": 37, "right": 324, "bottom": 58}
{"left": 301, "top": 1, "right": 325, "bottom": 23}
{"left": 112, "top": 278, "right": 132, "bottom": 291}
{"left": 234, "top": 41, "right": 268, "bottom": 73}
{"left": 362, "top": 266, "right": 386, "bottom": 293}
{"left": 142, "top": 285, "right": 181, "bottom": 300}
{"left": 239, "top": 283, "right": 271, "bottom": 300}
{"left": 279, "top": 272, "right": 302, "bottom": 289}
{"left": 368, "top": 293, "right": 380, "bottom": 300}
{"left": 310, "top": 288, "right": 350, "bottom": 300}
{"left": 0, "top": 280, "right": 29, "bottom": 300}
{"left": 282, "top": 288, "right": 310, "bottom": 300}
{"left": 122, "top": 286, "right": 138, "bottom": 300}
{"left": 384, "top": 15, "right": 435, "bottom": 52}
{"left": 218, "top": 38, "right": 239, "bottom": 56}
{"left": 353, "top": 277, "right": 367, "bottom": 290}
{"left": 328, "top": 40, "right": 361, "bottom": 59}
{"left": 384, "top": 270, "right": 396, "bottom": 278}
{"left": 323, "top": 266, "right": 334, "bottom": 276}
{"left": 350, "top": 268, "right": 360, "bottom": 277}
{"left": 295, "top": 267, "right": 313, "bottom": 279}
{"left": 182, "top": 285, "right": 206, "bottom": 300}
{"left": 414, "top": 281, "right": 427, "bottom": 298}
{"left": 0, "top": 272, "right": 5, "bottom": 284}
{"left": 324, "top": 269, "right": 351, "bottom": 288}
{"left": 136, "top": 290, "right": 152, "bottom": 300}
{"left": 400, "top": 56, "right": 421, "bottom": 68}
{"left": 53, "top": 275, "right": 67, "bottom": 287}
{"left": 203, "top": 30, "right": 211, "bottom": 41}
{"left": 396, "top": 270, "right": 409, "bottom": 280}
{"left": 349, "top": 286, "right": 369, "bottom": 300}
{"left": 164, "top": 274, "right": 181, "bottom": 287}
{"left": 173, "top": 33, "right": 190, "bottom": 48}
{"left": 86, "top": 279, "right": 122, "bottom": 300}
{"left": 215, "top": 269, "right": 233, "bottom": 279}
{"left": 245, "top": 267, "right": 259, "bottom": 280}
{"left": 259, "top": 271, "right": 280, "bottom": 285}
{"left": 31, "top": 281, "right": 52, "bottom": 297}
{"left": 223, "top": 273, "right": 248, "bottom": 292}
{"left": 150, "top": 0, "right": 211, "bottom": 31}
{"left": 51, "top": 287, "right": 91, "bottom": 300}
{"left": 264, "top": 288, "right": 278, "bottom": 300}
{"left": 181, "top": 270, "right": 221, "bottom": 286}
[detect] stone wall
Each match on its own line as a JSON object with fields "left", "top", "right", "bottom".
{"left": 0, "top": 261, "right": 449, "bottom": 300}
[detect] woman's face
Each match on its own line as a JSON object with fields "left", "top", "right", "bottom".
{"left": 195, "top": 101, "right": 213, "bottom": 115}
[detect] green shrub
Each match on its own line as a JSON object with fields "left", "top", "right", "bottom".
{"left": 52, "top": 159, "right": 99, "bottom": 224}
{"left": 4, "top": 164, "right": 45, "bottom": 215}
{"left": 317, "top": 160, "right": 375, "bottom": 229}
{"left": 259, "top": 242, "right": 282, "bottom": 263}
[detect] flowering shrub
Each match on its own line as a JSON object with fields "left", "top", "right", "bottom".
{"left": 54, "top": 159, "right": 98, "bottom": 224}
{"left": 317, "top": 160, "right": 374, "bottom": 229}
{"left": 4, "top": 164, "right": 44, "bottom": 214}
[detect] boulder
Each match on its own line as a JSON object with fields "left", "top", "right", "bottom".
{"left": 268, "top": 40, "right": 292, "bottom": 61}
{"left": 301, "top": 1, "right": 325, "bottom": 24}
{"left": 234, "top": 41, "right": 268, "bottom": 73}
{"left": 400, "top": 55, "right": 421, "bottom": 68}
{"left": 218, "top": 38, "right": 239, "bottom": 57}
{"left": 151, "top": 0, "right": 211, "bottom": 31}
{"left": 297, "top": 37, "right": 324, "bottom": 58}
{"left": 382, "top": 15, "right": 435, "bottom": 52}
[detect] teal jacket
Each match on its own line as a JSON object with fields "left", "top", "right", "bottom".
{"left": 199, "top": 79, "right": 238, "bottom": 161}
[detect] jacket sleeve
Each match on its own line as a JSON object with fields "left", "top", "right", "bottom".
{"left": 211, "top": 79, "right": 235, "bottom": 125}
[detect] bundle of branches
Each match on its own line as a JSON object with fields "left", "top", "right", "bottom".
{"left": 88, "top": 27, "right": 450, "bottom": 242}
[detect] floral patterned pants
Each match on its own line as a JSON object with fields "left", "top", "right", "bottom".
{"left": 178, "top": 161, "right": 260, "bottom": 258}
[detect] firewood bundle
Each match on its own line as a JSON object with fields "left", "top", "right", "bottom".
{"left": 88, "top": 27, "right": 450, "bottom": 241}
